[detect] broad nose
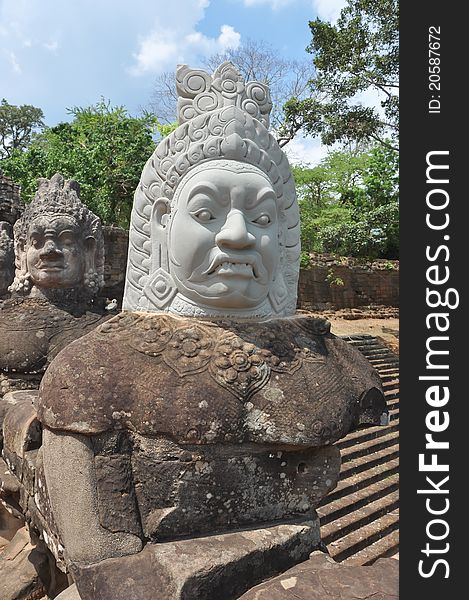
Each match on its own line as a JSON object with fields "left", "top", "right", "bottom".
{"left": 215, "top": 210, "right": 255, "bottom": 250}
{"left": 40, "top": 239, "right": 63, "bottom": 257}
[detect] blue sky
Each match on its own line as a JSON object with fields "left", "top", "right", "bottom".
{"left": 1, "top": 0, "right": 346, "bottom": 164}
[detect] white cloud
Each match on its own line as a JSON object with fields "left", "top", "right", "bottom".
{"left": 130, "top": 23, "right": 240, "bottom": 76}
{"left": 242, "top": 0, "right": 346, "bottom": 18}
{"left": 43, "top": 40, "right": 58, "bottom": 52}
{"left": 284, "top": 136, "right": 328, "bottom": 167}
{"left": 7, "top": 51, "right": 22, "bottom": 74}
{"left": 311, "top": 0, "right": 346, "bottom": 22}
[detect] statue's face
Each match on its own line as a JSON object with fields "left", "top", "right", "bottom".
{"left": 25, "top": 215, "right": 85, "bottom": 289}
{"left": 168, "top": 166, "right": 280, "bottom": 309}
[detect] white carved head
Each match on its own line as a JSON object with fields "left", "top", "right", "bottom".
{"left": 123, "top": 63, "right": 300, "bottom": 319}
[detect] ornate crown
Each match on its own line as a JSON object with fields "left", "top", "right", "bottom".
{"left": 177, "top": 62, "right": 272, "bottom": 128}
{"left": 14, "top": 174, "right": 102, "bottom": 244}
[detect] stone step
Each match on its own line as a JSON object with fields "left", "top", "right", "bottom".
{"left": 336, "top": 420, "right": 399, "bottom": 451}
{"left": 317, "top": 473, "right": 399, "bottom": 526}
{"left": 341, "top": 530, "right": 400, "bottom": 566}
{"left": 321, "top": 490, "right": 399, "bottom": 545}
{"left": 327, "top": 334, "right": 400, "bottom": 565}
{"left": 377, "top": 366, "right": 399, "bottom": 374}
{"left": 370, "top": 352, "right": 399, "bottom": 368}
{"left": 340, "top": 430, "right": 399, "bottom": 463}
{"left": 368, "top": 360, "right": 400, "bottom": 370}
{"left": 326, "top": 457, "right": 399, "bottom": 504}
{"left": 358, "top": 349, "right": 396, "bottom": 359}
{"left": 340, "top": 444, "right": 399, "bottom": 479}
{"left": 351, "top": 343, "right": 397, "bottom": 354}
{"left": 380, "top": 372, "right": 400, "bottom": 383}
{"left": 384, "top": 391, "right": 399, "bottom": 403}
{"left": 327, "top": 510, "right": 399, "bottom": 562}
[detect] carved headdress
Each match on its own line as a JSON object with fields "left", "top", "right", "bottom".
{"left": 10, "top": 173, "right": 104, "bottom": 296}
{"left": 123, "top": 62, "right": 300, "bottom": 317}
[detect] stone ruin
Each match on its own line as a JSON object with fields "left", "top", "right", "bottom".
{"left": 0, "top": 171, "right": 23, "bottom": 303}
{"left": 0, "top": 174, "right": 110, "bottom": 398}
{"left": 0, "top": 170, "right": 24, "bottom": 226}
{"left": 0, "top": 65, "right": 397, "bottom": 599}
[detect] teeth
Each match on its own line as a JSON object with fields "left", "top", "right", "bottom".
{"left": 216, "top": 262, "right": 252, "bottom": 272}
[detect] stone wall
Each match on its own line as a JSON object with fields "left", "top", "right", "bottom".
{"left": 297, "top": 254, "right": 399, "bottom": 311}
{"left": 102, "top": 226, "right": 129, "bottom": 300}
{"left": 0, "top": 172, "right": 24, "bottom": 225}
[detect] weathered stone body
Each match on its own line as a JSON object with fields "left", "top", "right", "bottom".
{"left": 0, "top": 298, "right": 108, "bottom": 396}
{"left": 39, "top": 312, "right": 384, "bottom": 443}
{"left": 35, "top": 310, "right": 386, "bottom": 598}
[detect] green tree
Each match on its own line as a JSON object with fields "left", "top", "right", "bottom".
{"left": 0, "top": 99, "right": 45, "bottom": 159}
{"left": 296, "top": 142, "right": 399, "bottom": 261}
{"left": 1, "top": 100, "right": 160, "bottom": 227}
{"left": 281, "top": 0, "right": 399, "bottom": 151}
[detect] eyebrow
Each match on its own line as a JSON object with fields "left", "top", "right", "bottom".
{"left": 233, "top": 186, "right": 276, "bottom": 210}
{"left": 186, "top": 182, "right": 220, "bottom": 204}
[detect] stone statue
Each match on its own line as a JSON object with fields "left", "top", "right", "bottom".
{"left": 0, "top": 174, "right": 108, "bottom": 396}
{"left": 25, "top": 65, "right": 388, "bottom": 600}
{"left": 0, "top": 222, "right": 14, "bottom": 299}
{"left": 123, "top": 62, "right": 299, "bottom": 320}
{"left": 9, "top": 174, "right": 103, "bottom": 299}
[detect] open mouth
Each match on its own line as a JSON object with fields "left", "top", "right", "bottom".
{"left": 207, "top": 260, "right": 256, "bottom": 278}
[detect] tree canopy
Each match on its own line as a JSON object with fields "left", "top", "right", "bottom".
{"left": 295, "top": 143, "right": 399, "bottom": 260}
{"left": 0, "top": 99, "right": 44, "bottom": 159}
{"left": 281, "top": 0, "right": 399, "bottom": 152}
{"left": 149, "top": 38, "right": 313, "bottom": 147}
{"left": 1, "top": 100, "right": 159, "bottom": 227}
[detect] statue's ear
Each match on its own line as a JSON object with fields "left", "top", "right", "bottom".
{"left": 151, "top": 197, "right": 171, "bottom": 228}
{"left": 151, "top": 198, "right": 171, "bottom": 272}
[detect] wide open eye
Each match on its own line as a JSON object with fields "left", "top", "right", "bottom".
{"left": 192, "top": 209, "right": 215, "bottom": 223}
{"left": 253, "top": 214, "right": 271, "bottom": 227}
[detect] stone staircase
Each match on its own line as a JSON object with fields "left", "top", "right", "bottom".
{"left": 318, "top": 334, "right": 399, "bottom": 565}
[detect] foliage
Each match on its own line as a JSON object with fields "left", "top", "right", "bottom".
{"left": 281, "top": 0, "right": 399, "bottom": 152}
{"left": 149, "top": 38, "right": 314, "bottom": 146}
{"left": 295, "top": 143, "right": 399, "bottom": 262}
{"left": 319, "top": 201, "right": 399, "bottom": 259}
{"left": 0, "top": 99, "right": 44, "bottom": 159}
{"left": 1, "top": 100, "right": 159, "bottom": 227}
{"left": 325, "top": 268, "right": 345, "bottom": 287}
